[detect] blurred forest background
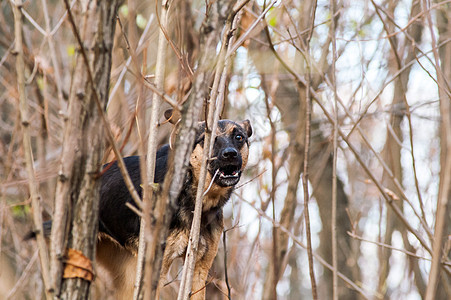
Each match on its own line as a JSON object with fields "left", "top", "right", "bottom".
{"left": 0, "top": 0, "right": 450, "bottom": 299}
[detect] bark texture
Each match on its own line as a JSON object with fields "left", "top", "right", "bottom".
{"left": 49, "top": 0, "right": 119, "bottom": 298}
{"left": 431, "top": 3, "right": 451, "bottom": 299}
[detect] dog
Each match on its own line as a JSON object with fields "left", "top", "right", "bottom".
{"left": 39, "top": 118, "right": 252, "bottom": 299}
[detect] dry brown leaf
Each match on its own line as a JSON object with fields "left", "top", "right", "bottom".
{"left": 62, "top": 248, "right": 94, "bottom": 281}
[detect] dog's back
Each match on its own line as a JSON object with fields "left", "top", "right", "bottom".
{"left": 98, "top": 145, "right": 169, "bottom": 252}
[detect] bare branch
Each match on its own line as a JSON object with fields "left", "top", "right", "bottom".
{"left": 422, "top": 1, "right": 451, "bottom": 298}
{"left": 136, "top": 0, "right": 171, "bottom": 298}
{"left": 236, "top": 194, "right": 374, "bottom": 299}
{"left": 329, "top": 0, "right": 339, "bottom": 298}
{"left": 178, "top": 2, "right": 242, "bottom": 298}
{"left": 11, "top": 1, "right": 51, "bottom": 298}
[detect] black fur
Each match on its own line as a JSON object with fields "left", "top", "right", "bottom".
{"left": 98, "top": 145, "right": 169, "bottom": 247}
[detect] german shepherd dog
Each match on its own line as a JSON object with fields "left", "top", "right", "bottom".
{"left": 89, "top": 118, "right": 252, "bottom": 299}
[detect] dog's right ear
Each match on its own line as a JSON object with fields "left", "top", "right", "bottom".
{"left": 165, "top": 109, "right": 182, "bottom": 149}
{"left": 164, "top": 108, "right": 181, "bottom": 125}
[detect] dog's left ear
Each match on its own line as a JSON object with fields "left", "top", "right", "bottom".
{"left": 240, "top": 120, "right": 253, "bottom": 138}
{"left": 164, "top": 108, "right": 181, "bottom": 125}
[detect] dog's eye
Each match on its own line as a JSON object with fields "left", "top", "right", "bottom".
{"left": 235, "top": 134, "right": 243, "bottom": 142}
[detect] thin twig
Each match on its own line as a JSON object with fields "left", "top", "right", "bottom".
{"left": 347, "top": 231, "right": 433, "bottom": 262}
{"left": 235, "top": 169, "right": 267, "bottom": 190}
{"left": 40, "top": 0, "right": 65, "bottom": 111}
{"left": 108, "top": 13, "right": 155, "bottom": 107}
{"left": 11, "top": 1, "right": 51, "bottom": 298}
{"left": 302, "top": 78, "right": 318, "bottom": 300}
{"left": 136, "top": 0, "right": 170, "bottom": 298}
{"left": 223, "top": 229, "right": 232, "bottom": 300}
{"left": 329, "top": 0, "right": 339, "bottom": 298}
{"left": 235, "top": 194, "right": 374, "bottom": 299}
{"left": 264, "top": 74, "right": 279, "bottom": 300}
{"left": 141, "top": 79, "right": 181, "bottom": 110}
{"left": 302, "top": 1, "right": 318, "bottom": 298}
{"left": 227, "top": 0, "right": 278, "bottom": 58}
{"left": 6, "top": 250, "right": 39, "bottom": 299}
{"left": 126, "top": 202, "right": 143, "bottom": 218}
{"left": 203, "top": 169, "right": 220, "bottom": 197}
{"left": 19, "top": 7, "right": 46, "bottom": 35}
{"left": 50, "top": 0, "right": 76, "bottom": 35}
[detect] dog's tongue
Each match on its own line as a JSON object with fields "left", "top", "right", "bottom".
{"left": 219, "top": 168, "right": 239, "bottom": 178}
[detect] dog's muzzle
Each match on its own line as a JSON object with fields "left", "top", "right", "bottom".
{"left": 211, "top": 147, "right": 242, "bottom": 187}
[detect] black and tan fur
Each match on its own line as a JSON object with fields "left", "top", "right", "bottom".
{"left": 96, "top": 118, "right": 252, "bottom": 299}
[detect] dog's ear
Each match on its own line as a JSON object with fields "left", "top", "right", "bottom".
{"left": 164, "top": 108, "right": 181, "bottom": 125}
{"left": 164, "top": 109, "right": 182, "bottom": 149}
{"left": 240, "top": 119, "right": 252, "bottom": 138}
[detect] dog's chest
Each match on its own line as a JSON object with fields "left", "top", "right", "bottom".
{"left": 202, "top": 195, "right": 222, "bottom": 211}
{"left": 167, "top": 229, "right": 208, "bottom": 261}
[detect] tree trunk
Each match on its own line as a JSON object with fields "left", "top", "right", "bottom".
{"left": 49, "top": 0, "right": 119, "bottom": 298}
{"left": 430, "top": 3, "right": 451, "bottom": 299}
{"left": 377, "top": 1, "right": 425, "bottom": 297}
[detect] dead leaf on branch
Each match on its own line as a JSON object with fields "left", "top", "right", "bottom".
{"left": 62, "top": 248, "right": 94, "bottom": 281}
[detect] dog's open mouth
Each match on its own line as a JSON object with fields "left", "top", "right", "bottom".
{"left": 213, "top": 165, "right": 241, "bottom": 187}
{"left": 218, "top": 165, "right": 240, "bottom": 179}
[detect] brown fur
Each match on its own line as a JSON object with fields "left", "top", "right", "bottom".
{"left": 96, "top": 233, "right": 137, "bottom": 299}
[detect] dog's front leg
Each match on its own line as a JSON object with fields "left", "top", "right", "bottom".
{"left": 190, "top": 226, "right": 222, "bottom": 300}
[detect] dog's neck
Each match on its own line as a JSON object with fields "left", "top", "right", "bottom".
{"left": 190, "top": 168, "right": 234, "bottom": 212}
{"left": 169, "top": 169, "right": 232, "bottom": 231}
{"left": 201, "top": 184, "right": 233, "bottom": 211}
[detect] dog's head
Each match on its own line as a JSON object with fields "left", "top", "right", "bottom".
{"left": 189, "top": 119, "right": 252, "bottom": 188}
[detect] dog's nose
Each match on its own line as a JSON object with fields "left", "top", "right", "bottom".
{"left": 221, "top": 147, "right": 238, "bottom": 159}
